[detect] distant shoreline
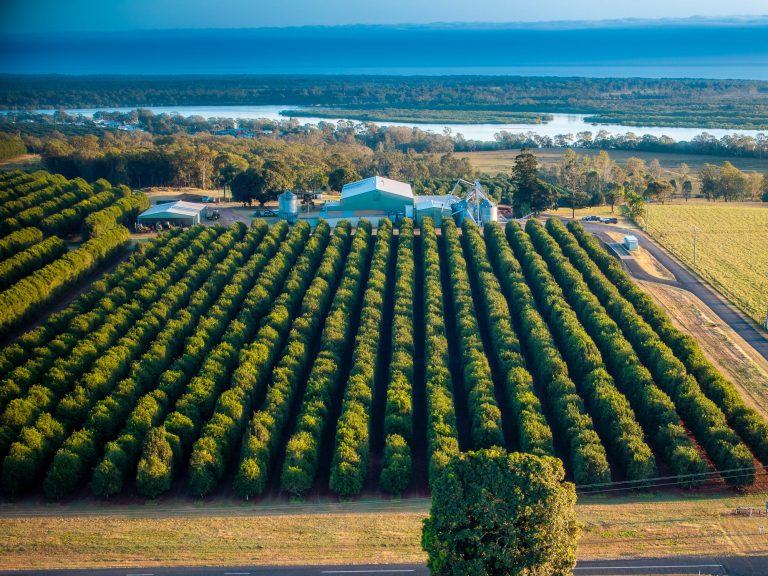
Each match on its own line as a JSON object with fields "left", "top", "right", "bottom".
{"left": 3, "top": 76, "right": 768, "bottom": 134}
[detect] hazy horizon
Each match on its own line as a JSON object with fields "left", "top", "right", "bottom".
{"left": 2, "top": 0, "right": 768, "bottom": 32}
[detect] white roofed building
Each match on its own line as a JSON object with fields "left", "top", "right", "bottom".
{"left": 322, "top": 176, "right": 415, "bottom": 219}
{"left": 137, "top": 200, "right": 205, "bottom": 227}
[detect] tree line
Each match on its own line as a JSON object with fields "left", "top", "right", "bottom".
{"left": 1, "top": 226, "right": 231, "bottom": 495}
{"left": 380, "top": 218, "right": 415, "bottom": 494}
{"left": 0, "top": 174, "right": 148, "bottom": 336}
{"left": 329, "top": 219, "right": 393, "bottom": 496}
{"left": 234, "top": 222, "right": 351, "bottom": 498}
{"left": 280, "top": 222, "right": 373, "bottom": 496}
{"left": 568, "top": 221, "right": 768, "bottom": 468}
{"left": 3, "top": 75, "right": 768, "bottom": 130}
{"left": 43, "top": 225, "right": 256, "bottom": 499}
{"left": 187, "top": 221, "right": 335, "bottom": 497}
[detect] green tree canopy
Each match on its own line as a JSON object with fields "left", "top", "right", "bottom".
{"left": 644, "top": 179, "right": 674, "bottom": 204}
{"left": 230, "top": 167, "right": 261, "bottom": 205}
{"left": 682, "top": 179, "right": 693, "bottom": 201}
{"left": 295, "top": 163, "right": 329, "bottom": 192}
{"left": 214, "top": 152, "right": 248, "bottom": 193}
{"left": 255, "top": 159, "right": 295, "bottom": 206}
{"left": 230, "top": 159, "right": 296, "bottom": 206}
{"left": 422, "top": 448, "right": 579, "bottom": 576}
{"left": 511, "top": 149, "right": 538, "bottom": 216}
{"left": 328, "top": 166, "right": 360, "bottom": 192}
{"left": 604, "top": 181, "right": 625, "bottom": 213}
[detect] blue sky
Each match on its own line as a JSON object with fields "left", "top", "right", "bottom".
{"left": 2, "top": 0, "right": 767, "bottom": 32}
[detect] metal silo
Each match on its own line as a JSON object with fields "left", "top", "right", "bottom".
{"left": 451, "top": 199, "right": 470, "bottom": 224}
{"left": 479, "top": 199, "right": 498, "bottom": 224}
{"left": 278, "top": 191, "right": 299, "bottom": 223}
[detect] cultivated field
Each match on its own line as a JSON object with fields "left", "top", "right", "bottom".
{"left": 459, "top": 148, "right": 768, "bottom": 176}
{"left": 645, "top": 203, "right": 768, "bottom": 325}
{"left": 1, "top": 168, "right": 766, "bottom": 504}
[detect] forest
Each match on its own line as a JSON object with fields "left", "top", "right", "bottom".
{"left": 2, "top": 115, "right": 766, "bottom": 212}
{"left": 4, "top": 107, "right": 768, "bottom": 161}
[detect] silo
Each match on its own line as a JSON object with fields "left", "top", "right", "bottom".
{"left": 278, "top": 191, "right": 299, "bottom": 223}
{"left": 451, "top": 199, "right": 469, "bottom": 224}
{"left": 479, "top": 199, "right": 498, "bottom": 224}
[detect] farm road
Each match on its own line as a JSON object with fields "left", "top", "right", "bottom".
{"left": 570, "top": 219, "right": 768, "bottom": 363}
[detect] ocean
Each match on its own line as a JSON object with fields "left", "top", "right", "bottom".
{"left": 2, "top": 23, "right": 768, "bottom": 78}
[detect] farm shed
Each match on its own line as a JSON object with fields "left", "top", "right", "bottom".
{"left": 137, "top": 200, "right": 204, "bottom": 227}
{"left": 323, "top": 176, "right": 414, "bottom": 219}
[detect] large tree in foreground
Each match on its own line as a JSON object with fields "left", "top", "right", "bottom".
{"left": 422, "top": 448, "right": 578, "bottom": 576}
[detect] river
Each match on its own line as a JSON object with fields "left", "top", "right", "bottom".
{"left": 32, "top": 105, "right": 766, "bottom": 142}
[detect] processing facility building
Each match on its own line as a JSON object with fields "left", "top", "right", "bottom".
{"left": 310, "top": 175, "right": 498, "bottom": 227}
{"left": 322, "top": 176, "right": 415, "bottom": 220}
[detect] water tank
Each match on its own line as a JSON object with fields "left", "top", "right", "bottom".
{"left": 451, "top": 199, "right": 469, "bottom": 224}
{"left": 278, "top": 191, "right": 299, "bottom": 223}
{"left": 479, "top": 200, "right": 498, "bottom": 224}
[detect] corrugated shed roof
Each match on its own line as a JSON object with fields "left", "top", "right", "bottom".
{"left": 139, "top": 200, "right": 205, "bottom": 218}
{"left": 341, "top": 176, "right": 413, "bottom": 200}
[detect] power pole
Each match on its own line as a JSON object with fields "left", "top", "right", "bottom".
{"left": 645, "top": 199, "right": 649, "bottom": 232}
{"left": 691, "top": 226, "right": 700, "bottom": 270}
{"left": 764, "top": 273, "right": 768, "bottom": 332}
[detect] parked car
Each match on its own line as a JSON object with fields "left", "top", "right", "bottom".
{"left": 201, "top": 196, "right": 218, "bottom": 203}
{"left": 581, "top": 215, "right": 601, "bottom": 221}
{"left": 206, "top": 209, "right": 221, "bottom": 221}
{"left": 600, "top": 217, "right": 619, "bottom": 224}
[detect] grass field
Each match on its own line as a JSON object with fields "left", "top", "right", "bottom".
{"left": 644, "top": 203, "right": 768, "bottom": 325}
{"left": 459, "top": 148, "right": 768, "bottom": 176}
{"left": 0, "top": 154, "right": 43, "bottom": 171}
{"left": 1, "top": 493, "right": 767, "bottom": 570}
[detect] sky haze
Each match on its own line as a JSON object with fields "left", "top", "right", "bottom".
{"left": 1, "top": 0, "right": 767, "bottom": 32}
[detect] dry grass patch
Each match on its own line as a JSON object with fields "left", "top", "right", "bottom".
{"left": 578, "top": 493, "right": 768, "bottom": 560}
{"left": 3, "top": 493, "right": 768, "bottom": 570}
{"left": 0, "top": 510, "right": 426, "bottom": 570}
{"left": 458, "top": 149, "right": 768, "bottom": 176}
{"left": 638, "top": 280, "right": 768, "bottom": 419}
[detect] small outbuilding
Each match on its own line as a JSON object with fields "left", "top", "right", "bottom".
{"left": 623, "top": 235, "right": 639, "bottom": 251}
{"left": 137, "top": 200, "right": 205, "bottom": 227}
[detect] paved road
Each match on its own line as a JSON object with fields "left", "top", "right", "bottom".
{"left": 575, "top": 220, "right": 768, "bottom": 364}
{"left": 4, "top": 556, "right": 768, "bottom": 576}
